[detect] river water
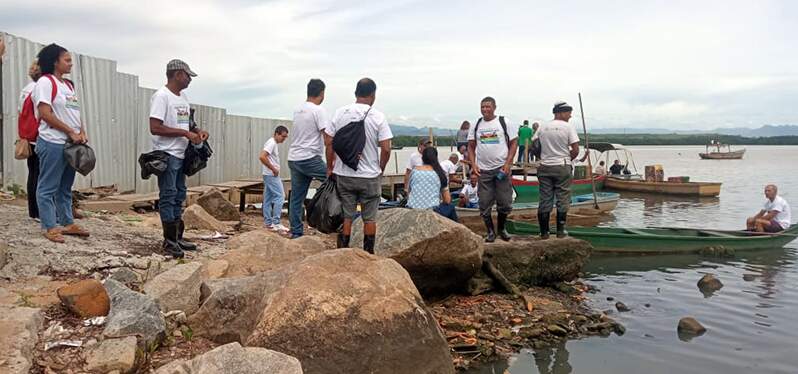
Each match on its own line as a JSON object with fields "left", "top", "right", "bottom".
{"left": 463, "top": 145, "right": 798, "bottom": 374}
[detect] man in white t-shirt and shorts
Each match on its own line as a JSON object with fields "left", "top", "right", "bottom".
{"left": 287, "top": 79, "right": 331, "bottom": 238}
{"left": 325, "top": 78, "right": 393, "bottom": 253}
{"left": 149, "top": 59, "right": 209, "bottom": 258}
{"left": 468, "top": 97, "right": 518, "bottom": 242}
{"left": 532, "top": 101, "right": 580, "bottom": 239}
{"left": 747, "top": 184, "right": 792, "bottom": 232}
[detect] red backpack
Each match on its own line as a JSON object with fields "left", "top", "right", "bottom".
{"left": 18, "top": 74, "right": 73, "bottom": 142}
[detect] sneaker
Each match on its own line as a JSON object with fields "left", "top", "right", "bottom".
{"left": 274, "top": 224, "right": 289, "bottom": 232}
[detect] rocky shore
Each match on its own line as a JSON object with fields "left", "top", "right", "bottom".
{"left": 0, "top": 192, "right": 621, "bottom": 373}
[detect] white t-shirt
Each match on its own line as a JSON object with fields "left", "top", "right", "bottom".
{"left": 32, "top": 76, "right": 81, "bottom": 145}
{"left": 460, "top": 183, "right": 479, "bottom": 205}
{"left": 19, "top": 82, "right": 36, "bottom": 112}
{"left": 150, "top": 86, "right": 191, "bottom": 159}
{"left": 406, "top": 151, "right": 423, "bottom": 171}
{"left": 262, "top": 138, "right": 281, "bottom": 175}
{"left": 326, "top": 103, "right": 393, "bottom": 178}
{"left": 594, "top": 165, "right": 607, "bottom": 176}
{"left": 532, "top": 119, "right": 580, "bottom": 166}
{"left": 764, "top": 196, "right": 791, "bottom": 229}
{"left": 467, "top": 116, "right": 519, "bottom": 171}
{"left": 441, "top": 159, "right": 458, "bottom": 176}
{"left": 288, "top": 101, "right": 330, "bottom": 161}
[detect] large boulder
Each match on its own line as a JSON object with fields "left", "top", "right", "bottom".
{"left": 484, "top": 237, "right": 592, "bottom": 286}
{"left": 154, "top": 342, "right": 302, "bottom": 374}
{"left": 143, "top": 262, "right": 204, "bottom": 314}
{"left": 183, "top": 205, "right": 231, "bottom": 233}
{"left": 56, "top": 279, "right": 110, "bottom": 317}
{"left": 350, "top": 209, "right": 483, "bottom": 296}
{"left": 103, "top": 279, "right": 166, "bottom": 346}
{"left": 197, "top": 188, "right": 240, "bottom": 222}
{"left": 221, "top": 230, "right": 328, "bottom": 277}
{"left": 0, "top": 306, "right": 42, "bottom": 374}
{"left": 193, "top": 249, "right": 455, "bottom": 374}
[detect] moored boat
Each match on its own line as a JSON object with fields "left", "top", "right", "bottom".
{"left": 605, "top": 177, "right": 721, "bottom": 197}
{"left": 455, "top": 192, "right": 619, "bottom": 218}
{"left": 505, "top": 221, "right": 798, "bottom": 254}
{"left": 699, "top": 141, "right": 745, "bottom": 159}
{"left": 512, "top": 175, "right": 606, "bottom": 203}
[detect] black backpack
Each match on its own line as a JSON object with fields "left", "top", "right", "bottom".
{"left": 473, "top": 116, "right": 511, "bottom": 148}
{"left": 332, "top": 107, "right": 372, "bottom": 171}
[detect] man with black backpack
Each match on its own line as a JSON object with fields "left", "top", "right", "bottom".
{"left": 467, "top": 97, "right": 518, "bottom": 242}
{"left": 324, "top": 78, "right": 393, "bottom": 253}
{"left": 149, "top": 59, "right": 209, "bottom": 258}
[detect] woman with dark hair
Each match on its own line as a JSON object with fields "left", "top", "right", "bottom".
{"left": 407, "top": 147, "right": 455, "bottom": 219}
{"left": 32, "top": 43, "right": 89, "bottom": 243}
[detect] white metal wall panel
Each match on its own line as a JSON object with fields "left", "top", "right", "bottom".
{"left": 134, "top": 87, "right": 158, "bottom": 193}
{"left": 191, "top": 104, "right": 226, "bottom": 186}
{"left": 111, "top": 72, "right": 139, "bottom": 192}
{"left": 223, "top": 115, "right": 252, "bottom": 181}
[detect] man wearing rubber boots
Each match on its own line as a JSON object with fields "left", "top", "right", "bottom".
{"left": 149, "top": 59, "right": 209, "bottom": 258}
{"left": 533, "top": 101, "right": 580, "bottom": 239}
{"left": 468, "top": 97, "right": 518, "bottom": 242}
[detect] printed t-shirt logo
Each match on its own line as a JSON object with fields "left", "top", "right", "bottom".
{"left": 65, "top": 95, "right": 80, "bottom": 110}
{"left": 479, "top": 129, "right": 500, "bottom": 145}
{"left": 176, "top": 106, "right": 190, "bottom": 125}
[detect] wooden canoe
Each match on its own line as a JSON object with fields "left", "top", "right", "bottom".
{"left": 699, "top": 149, "right": 745, "bottom": 160}
{"left": 605, "top": 177, "right": 721, "bottom": 197}
{"left": 455, "top": 192, "right": 619, "bottom": 218}
{"left": 506, "top": 221, "right": 798, "bottom": 254}
{"left": 512, "top": 175, "right": 606, "bottom": 203}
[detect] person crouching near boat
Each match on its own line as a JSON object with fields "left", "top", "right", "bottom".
{"left": 747, "top": 184, "right": 791, "bottom": 232}
{"left": 458, "top": 174, "right": 479, "bottom": 209}
{"left": 533, "top": 101, "right": 580, "bottom": 239}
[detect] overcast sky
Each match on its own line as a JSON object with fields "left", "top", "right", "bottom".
{"left": 2, "top": 0, "right": 796, "bottom": 130}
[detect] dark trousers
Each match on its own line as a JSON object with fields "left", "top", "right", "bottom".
{"left": 477, "top": 168, "right": 513, "bottom": 216}
{"left": 538, "top": 164, "right": 573, "bottom": 214}
{"left": 27, "top": 144, "right": 40, "bottom": 219}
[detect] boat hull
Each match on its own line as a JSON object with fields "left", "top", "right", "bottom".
{"left": 605, "top": 178, "right": 721, "bottom": 197}
{"left": 699, "top": 149, "right": 745, "bottom": 159}
{"left": 513, "top": 175, "right": 606, "bottom": 203}
{"left": 506, "top": 221, "right": 798, "bottom": 253}
{"left": 455, "top": 192, "right": 619, "bottom": 218}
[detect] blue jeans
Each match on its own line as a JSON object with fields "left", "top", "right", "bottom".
{"left": 517, "top": 144, "right": 526, "bottom": 163}
{"left": 36, "top": 139, "right": 76, "bottom": 230}
{"left": 263, "top": 174, "right": 284, "bottom": 226}
{"left": 157, "top": 155, "right": 187, "bottom": 223}
{"left": 288, "top": 156, "right": 327, "bottom": 236}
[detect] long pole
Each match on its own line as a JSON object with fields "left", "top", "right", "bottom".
{"left": 578, "top": 93, "right": 599, "bottom": 209}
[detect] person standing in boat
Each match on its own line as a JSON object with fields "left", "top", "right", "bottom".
{"left": 532, "top": 101, "right": 580, "bottom": 239}
{"left": 456, "top": 121, "right": 470, "bottom": 149}
{"left": 467, "top": 96, "right": 518, "bottom": 242}
{"left": 746, "top": 184, "right": 791, "bottom": 232}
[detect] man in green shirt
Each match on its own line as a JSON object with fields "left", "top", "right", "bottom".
{"left": 518, "top": 120, "right": 533, "bottom": 163}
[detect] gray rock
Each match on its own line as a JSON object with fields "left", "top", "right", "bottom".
{"left": 547, "top": 324, "right": 568, "bottom": 336}
{"left": 143, "top": 262, "right": 203, "bottom": 314}
{"left": 466, "top": 269, "right": 495, "bottom": 296}
{"left": 196, "top": 189, "right": 240, "bottom": 222}
{"left": 0, "top": 242, "right": 8, "bottom": 269}
{"left": 103, "top": 279, "right": 166, "bottom": 346}
{"left": 0, "top": 306, "right": 43, "bottom": 374}
{"left": 221, "top": 230, "right": 327, "bottom": 278}
{"left": 154, "top": 342, "right": 302, "bottom": 374}
{"left": 108, "top": 267, "right": 142, "bottom": 284}
{"left": 615, "top": 302, "right": 631, "bottom": 312}
{"left": 677, "top": 317, "right": 707, "bottom": 340}
{"left": 85, "top": 336, "right": 138, "bottom": 373}
{"left": 697, "top": 274, "right": 723, "bottom": 296}
{"left": 351, "top": 208, "right": 483, "bottom": 296}
{"left": 484, "top": 237, "right": 592, "bottom": 287}
{"left": 183, "top": 205, "right": 231, "bottom": 233}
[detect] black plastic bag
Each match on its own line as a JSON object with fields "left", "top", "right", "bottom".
{"left": 64, "top": 143, "right": 96, "bottom": 176}
{"left": 306, "top": 179, "right": 343, "bottom": 234}
{"left": 183, "top": 141, "right": 213, "bottom": 176}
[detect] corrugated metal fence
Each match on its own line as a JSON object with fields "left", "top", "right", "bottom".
{"left": 0, "top": 31, "right": 291, "bottom": 194}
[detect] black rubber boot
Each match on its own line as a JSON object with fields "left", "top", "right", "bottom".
{"left": 483, "top": 214, "right": 496, "bottom": 243}
{"left": 538, "top": 211, "right": 551, "bottom": 240}
{"left": 556, "top": 211, "right": 568, "bottom": 238}
{"left": 162, "top": 221, "right": 185, "bottom": 259}
{"left": 497, "top": 213, "right": 511, "bottom": 241}
{"left": 337, "top": 233, "right": 351, "bottom": 249}
{"left": 363, "top": 235, "right": 376, "bottom": 254}
{"left": 177, "top": 219, "right": 197, "bottom": 251}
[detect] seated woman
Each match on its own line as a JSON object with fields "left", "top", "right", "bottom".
{"left": 407, "top": 147, "right": 455, "bottom": 220}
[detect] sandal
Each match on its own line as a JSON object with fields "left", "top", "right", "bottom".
{"left": 44, "top": 229, "right": 65, "bottom": 243}
{"left": 62, "top": 224, "right": 90, "bottom": 237}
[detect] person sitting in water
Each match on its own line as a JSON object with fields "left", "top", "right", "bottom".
{"left": 458, "top": 174, "right": 479, "bottom": 208}
{"left": 747, "top": 184, "right": 791, "bottom": 232}
{"left": 609, "top": 159, "right": 624, "bottom": 175}
{"left": 594, "top": 160, "right": 607, "bottom": 176}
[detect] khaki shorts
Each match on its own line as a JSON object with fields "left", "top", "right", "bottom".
{"left": 337, "top": 175, "right": 381, "bottom": 222}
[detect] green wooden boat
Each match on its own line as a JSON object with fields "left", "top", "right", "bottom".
{"left": 513, "top": 175, "right": 606, "bottom": 203}
{"left": 505, "top": 221, "right": 798, "bottom": 253}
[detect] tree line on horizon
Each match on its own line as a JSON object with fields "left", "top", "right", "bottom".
{"left": 391, "top": 134, "right": 798, "bottom": 148}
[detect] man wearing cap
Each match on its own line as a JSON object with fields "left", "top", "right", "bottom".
{"left": 149, "top": 59, "right": 209, "bottom": 258}
{"left": 532, "top": 101, "right": 580, "bottom": 239}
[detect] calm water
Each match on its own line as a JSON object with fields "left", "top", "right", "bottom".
{"left": 467, "top": 145, "right": 798, "bottom": 374}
